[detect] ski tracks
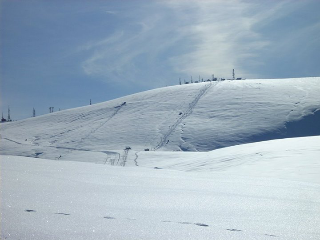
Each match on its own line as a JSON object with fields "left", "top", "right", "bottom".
{"left": 154, "top": 82, "right": 214, "bottom": 150}
{"left": 134, "top": 152, "right": 139, "bottom": 166}
{"left": 59, "top": 102, "right": 127, "bottom": 160}
{"left": 76, "top": 102, "right": 126, "bottom": 146}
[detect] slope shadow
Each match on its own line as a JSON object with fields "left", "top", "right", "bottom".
{"left": 251, "top": 109, "right": 320, "bottom": 143}
{"left": 192, "top": 109, "right": 320, "bottom": 151}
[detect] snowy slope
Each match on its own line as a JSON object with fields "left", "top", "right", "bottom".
{"left": 0, "top": 77, "right": 320, "bottom": 160}
{"left": 1, "top": 77, "right": 320, "bottom": 240}
{"left": 1, "top": 135, "right": 320, "bottom": 240}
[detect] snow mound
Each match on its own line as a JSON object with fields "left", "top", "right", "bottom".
{"left": 137, "top": 135, "right": 320, "bottom": 184}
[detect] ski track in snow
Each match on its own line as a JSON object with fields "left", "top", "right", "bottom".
{"left": 78, "top": 103, "right": 126, "bottom": 144}
{"left": 1, "top": 136, "right": 123, "bottom": 165}
{"left": 134, "top": 151, "right": 139, "bottom": 166}
{"left": 154, "top": 82, "right": 214, "bottom": 150}
{"left": 3, "top": 137, "right": 22, "bottom": 145}
{"left": 73, "top": 103, "right": 126, "bottom": 148}
{"left": 60, "top": 103, "right": 127, "bottom": 161}
{"left": 11, "top": 103, "right": 127, "bottom": 162}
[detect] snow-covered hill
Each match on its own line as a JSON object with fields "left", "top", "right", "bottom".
{"left": 0, "top": 77, "right": 319, "bottom": 161}
{"left": 1, "top": 77, "right": 320, "bottom": 240}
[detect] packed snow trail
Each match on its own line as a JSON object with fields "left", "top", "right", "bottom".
{"left": 154, "top": 82, "right": 213, "bottom": 150}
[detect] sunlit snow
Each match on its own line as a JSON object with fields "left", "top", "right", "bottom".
{"left": 1, "top": 77, "right": 320, "bottom": 239}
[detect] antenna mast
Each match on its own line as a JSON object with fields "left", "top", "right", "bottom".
{"left": 7, "top": 107, "right": 11, "bottom": 121}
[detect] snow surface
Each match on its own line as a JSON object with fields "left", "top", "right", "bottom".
{"left": 1, "top": 77, "right": 320, "bottom": 239}
{"left": 1, "top": 136, "right": 320, "bottom": 240}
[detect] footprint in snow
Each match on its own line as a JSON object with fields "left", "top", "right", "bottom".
{"left": 194, "top": 223, "right": 209, "bottom": 227}
{"left": 25, "top": 209, "right": 36, "bottom": 213}
{"left": 178, "top": 222, "right": 193, "bottom": 225}
{"left": 226, "top": 228, "right": 242, "bottom": 232}
{"left": 265, "top": 234, "right": 277, "bottom": 237}
{"left": 165, "top": 221, "right": 209, "bottom": 227}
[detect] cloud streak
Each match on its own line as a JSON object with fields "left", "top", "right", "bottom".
{"left": 80, "top": 0, "right": 319, "bottom": 86}
{"left": 163, "top": 0, "right": 283, "bottom": 79}
{"left": 81, "top": 2, "right": 185, "bottom": 86}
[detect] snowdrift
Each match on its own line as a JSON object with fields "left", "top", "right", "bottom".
{"left": 1, "top": 135, "right": 320, "bottom": 239}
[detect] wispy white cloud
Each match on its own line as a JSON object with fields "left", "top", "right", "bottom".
{"left": 241, "top": 0, "right": 320, "bottom": 78}
{"left": 81, "top": 3, "right": 185, "bottom": 86}
{"left": 80, "top": 0, "right": 317, "bottom": 85}
{"left": 161, "top": 0, "right": 278, "bottom": 79}
{"left": 104, "top": 10, "right": 118, "bottom": 15}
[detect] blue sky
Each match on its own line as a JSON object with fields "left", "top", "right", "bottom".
{"left": 1, "top": 0, "right": 319, "bottom": 120}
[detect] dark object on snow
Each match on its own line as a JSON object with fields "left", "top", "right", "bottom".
{"left": 195, "top": 223, "right": 209, "bottom": 227}
{"left": 25, "top": 209, "right": 36, "bottom": 212}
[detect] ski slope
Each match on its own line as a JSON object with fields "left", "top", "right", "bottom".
{"left": 0, "top": 77, "right": 320, "bottom": 162}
